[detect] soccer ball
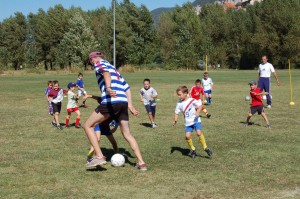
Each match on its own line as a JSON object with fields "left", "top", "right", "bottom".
{"left": 204, "top": 100, "right": 208, "bottom": 104}
{"left": 111, "top": 154, "right": 125, "bottom": 167}
{"left": 245, "top": 96, "right": 250, "bottom": 101}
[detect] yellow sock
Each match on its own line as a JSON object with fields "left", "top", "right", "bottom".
{"left": 87, "top": 148, "right": 94, "bottom": 158}
{"left": 186, "top": 139, "right": 196, "bottom": 150}
{"left": 199, "top": 134, "right": 207, "bottom": 149}
{"left": 202, "top": 108, "right": 208, "bottom": 114}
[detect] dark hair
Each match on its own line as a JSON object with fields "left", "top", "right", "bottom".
{"left": 47, "top": 80, "right": 53, "bottom": 85}
{"left": 78, "top": 73, "right": 83, "bottom": 77}
{"left": 176, "top": 86, "right": 188, "bottom": 94}
{"left": 203, "top": 72, "right": 208, "bottom": 75}
{"left": 53, "top": 80, "right": 59, "bottom": 85}
{"left": 262, "top": 55, "right": 268, "bottom": 59}
{"left": 195, "top": 79, "right": 201, "bottom": 83}
{"left": 143, "top": 78, "right": 150, "bottom": 83}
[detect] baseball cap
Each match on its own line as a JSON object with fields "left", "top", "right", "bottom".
{"left": 89, "top": 51, "right": 105, "bottom": 60}
{"left": 248, "top": 80, "right": 257, "bottom": 85}
{"left": 67, "top": 82, "right": 77, "bottom": 89}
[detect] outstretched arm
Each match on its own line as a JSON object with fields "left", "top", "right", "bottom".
{"left": 125, "top": 89, "right": 139, "bottom": 116}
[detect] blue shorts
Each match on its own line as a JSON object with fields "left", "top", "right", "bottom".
{"left": 204, "top": 90, "right": 212, "bottom": 95}
{"left": 145, "top": 105, "right": 156, "bottom": 115}
{"left": 185, "top": 122, "right": 202, "bottom": 133}
{"left": 94, "top": 122, "right": 112, "bottom": 136}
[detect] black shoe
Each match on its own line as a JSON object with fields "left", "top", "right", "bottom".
{"left": 207, "top": 113, "right": 211, "bottom": 118}
{"left": 75, "top": 125, "right": 82, "bottom": 128}
{"left": 188, "top": 150, "right": 196, "bottom": 158}
{"left": 205, "top": 148, "right": 213, "bottom": 157}
{"left": 65, "top": 125, "right": 71, "bottom": 128}
{"left": 51, "top": 121, "right": 57, "bottom": 127}
{"left": 57, "top": 125, "right": 63, "bottom": 130}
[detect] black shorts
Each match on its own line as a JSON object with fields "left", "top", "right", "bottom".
{"left": 250, "top": 105, "right": 264, "bottom": 115}
{"left": 95, "top": 103, "right": 129, "bottom": 121}
{"left": 52, "top": 102, "right": 62, "bottom": 113}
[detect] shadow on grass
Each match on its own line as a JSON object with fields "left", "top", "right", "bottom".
{"left": 170, "top": 147, "right": 211, "bottom": 159}
{"left": 239, "top": 121, "right": 261, "bottom": 126}
{"left": 140, "top": 123, "right": 152, "bottom": 128}
{"left": 102, "top": 148, "right": 136, "bottom": 167}
{"left": 86, "top": 166, "right": 107, "bottom": 172}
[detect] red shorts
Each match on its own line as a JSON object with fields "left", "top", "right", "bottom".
{"left": 67, "top": 107, "right": 79, "bottom": 113}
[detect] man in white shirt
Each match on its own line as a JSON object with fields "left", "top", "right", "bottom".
{"left": 258, "top": 55, "right": 280, "bottom": 108}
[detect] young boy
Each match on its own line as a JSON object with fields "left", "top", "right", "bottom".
{"left": 173, "top": 86, "right": 213, "bottom": 158}
{"left": 44, "top": 80, "right": 53, "bottom": 115}
{"left": 76, "top": 73, "right": 87, "bottom": 107}
{"left": 245, "top": 80, "right": 271, "bottom": 128}
{"left": 65, "top": 82, "right": 81, "bottom": 128}
{"left": 48, "top": 80, "right": 68, "bottom": 130}
{"left": 190, "top": 79, "right": 211, "bottom": 118}
{"left": 140, "top": 78, "right": 158, "bottom": 128}
{"left": 201, "top": 72, "right": 214, "bottom": 105}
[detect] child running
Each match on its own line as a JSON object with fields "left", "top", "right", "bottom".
{"left": 65, "top": 82, "right": 81, "bottom": 128}
{"left": 44, "top": 80, "right": 53, "bottom": 115}
{"left": 173, "top": 86, "right": 213, "bottom": 158}
{"left": 245, "top": 80, "right": 271, "bottom": 128}
{"left": 140, "top": 78, "right": 158, "bottom": 128}
{"left": 190, "top": 79, "right": 211, "bottom": 118}
{"left": 76, "top": 73, "right": 87, "bottom": 108}
{"left": 202, "top": 72, "right": 214, "bottom": 105}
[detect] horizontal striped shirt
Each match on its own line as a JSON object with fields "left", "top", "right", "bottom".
{"left": 94, "top": 59, "right": 130, "bottom": 104}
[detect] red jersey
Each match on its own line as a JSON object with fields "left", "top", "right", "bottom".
{"left": 250, "top": 88, "right": 263, "bottom": 106}
{"left": 190, "top": 86, "right": 204, "bottom": 100}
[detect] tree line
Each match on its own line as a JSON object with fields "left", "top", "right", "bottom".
{"left": 0, "top": 0, "right": 299, "bottom": 71}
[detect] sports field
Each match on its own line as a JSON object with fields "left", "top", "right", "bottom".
{"left": 0, "top": 70, "right": 299, "bottom": 199}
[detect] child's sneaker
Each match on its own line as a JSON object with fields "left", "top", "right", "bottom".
{"left": 86, "top": 157, "right": 93, "bottom": 163}
{"left": 205, "top": 148, "right": 213, "bottom": 157}
{"left": 152, "top": 123, "right": 157, "bottom": 128}
{"left": 207, "top": 113, "right": 211, "bottom": 118}
{"left": 65, "top": 125, "right": 71, "bottom": 128}
{"left": 51, "top": 121, "right": 57, "bottom": 127}
{"left": 135, "top": 163, "right": 147, "bottom": 171}
{"left": 266, "top": 124, "right": 271, "bottom": 129}
{"left": 244, "top": 122, "right": 249, "bottom": 127}
{"left": 86, "top": 156, "right": 107, "bottom": 168}
{"left": 188, "top": 150, "right": 196, "bottom": 158}
{"left": 75, "top": 124, "right": 82, "bottom": 128}
{"left": 57, "top": 125, "right": 63, "bottom": 130}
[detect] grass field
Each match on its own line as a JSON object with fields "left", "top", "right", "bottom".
{"left": 0, "top": 70, "right": 299, "bottom": 199}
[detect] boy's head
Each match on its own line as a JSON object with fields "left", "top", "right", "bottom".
{"left": 67, "top": 82, "right": 77, "bottom": 90}
{"left": 52, "top": 80, "right": 59, "bottom": 90}
{"left": 47, "top": 80, "right": 53, "bottom": 88}
{"left": 261, "top": 55, "right": 268, "bottom": 64}
{"left": 143, "top": 78, "right": 151, "bottom": 90}
{"left": 176, "top": 86, "right": 188, "bottom": 101}
{"left": 203, "top": 72, "right": 209, "bottom": 79}
{"left": 195, "top": 79, "right": 201, "bottom": 87}
{"left": 89, "top": 51, "right": 105, "bottom": 65}
{"left": 78, "top": 73, "right": 83, "bottom": 79}
{"left": 248, "top": 80, "right": 257, "bottom": 89}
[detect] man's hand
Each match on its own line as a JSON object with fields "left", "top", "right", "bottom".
{"left": 128, "top": 106, "right": 139, "bottom": 116}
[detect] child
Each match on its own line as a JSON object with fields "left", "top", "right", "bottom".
{"left": 140, "top": 78, "right": 158, "bottom": 128}
{"left": 201, "top": 72, "right": 214, "bottom": 105}
{"left": 76, "top": 73, "right": 87, "bottom": 107}
{"left": 44, "top": 80, "right": 53, "bottom": 115}
{"left": 245, "top": 80, "right": 271, "bottom": 128}
{"left": 48, "top": 80, "right": 68, "bottom": 130}
{"left": 173, "top": 86, "right": 213, "bottom": 158}
{"left": 190, "top": 79, "right": 211, "bottom": 118}
{"left": 65, "top": 82, "right": 81, "bottom": 128}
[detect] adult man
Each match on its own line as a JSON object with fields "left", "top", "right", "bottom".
{"left": 83, "top": 51, "right": 147, "bottom": 171}
{"left": 258, "top": 55, "right": 280, "bottom": 108}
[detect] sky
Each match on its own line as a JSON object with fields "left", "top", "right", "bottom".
{"left": 0, "top": 0, "right": 191, "bottom": 21}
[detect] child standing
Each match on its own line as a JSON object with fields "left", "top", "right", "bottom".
{"left": 65, "top": 82, "right": 81, "bottom": 128}
{"left": 140, "top": 78, "right": 158, "bottom": 128}
{"left": 245, "top": 80, "right": 271, "bottom": 128}
{"left": 190, "top": 79, "right": 211, "bottom": 118}
{"left": 44, "top": 80, "right": 53, "bottom": 115}
{"left": 202, "top": 72, "right": 214, "bottom": 105}
{"left": 48, "top": 80, "right": 68, "bottom": 130}
{"left": 76, "top": 73, "right": 87, "bottom": 107}
{"left": 173, "top": 86, "right": 213, "bottom": 158}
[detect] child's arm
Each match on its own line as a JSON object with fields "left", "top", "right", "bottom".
{"left": 195, "top": 105, "right": 202, "bottom": 117}
{"left": 251, "top": 91, "right": 269, "bottom": 96}
{"left": 125, "top": 89, "right": 139, "bottom": 116}
{"left": 77, "top": 86, "right": 87, "bottom": 95}
{"left": 173, "top": 113, "right": 179, "bottom": 126}
{"left": 140, "top": 93, "right": 144, "bottom": 102}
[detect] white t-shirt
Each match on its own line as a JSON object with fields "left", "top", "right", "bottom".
{"left": 175, "top": 98, "right": 202, "bottom": 126}
{"left": 258, "top": 62, "right": 275, "bottom": 78}
{"left": 202, "top": 77, "right": 213, "bottom": 91}
{"left": 67, "top": 90, "right": 77, "bottom": 108}
{"left": 140, "top": 87, "right": 157, "bottom": 106}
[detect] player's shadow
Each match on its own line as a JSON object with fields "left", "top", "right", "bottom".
{"left": 239, "top": 121, "right": 261, "bottom": 126}
{"left": 86, "top": 166, "right": 107, "bottom": 172}
{"left": 170, "top": 146, "right": 211, "bottom": 159}
{"left": 140, "top": 123, "right": 152, "bottom": 128}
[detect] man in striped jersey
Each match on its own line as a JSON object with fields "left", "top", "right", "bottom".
{"left": 83, "top": 51, "right": 147, "bottom": 171}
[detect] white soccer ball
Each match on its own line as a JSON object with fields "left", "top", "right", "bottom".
{"left": 245, "top": 96, "right": 250, "bottom": 101}
{"left": 111, "top": 154, "right": 125, "bottom": 167}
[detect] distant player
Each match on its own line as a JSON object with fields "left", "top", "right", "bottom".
{"left": 245, "top": 80, "right": 270, "bottom": 128}
{"left": 76, "top": 73, "right": 87, "bottom": 107}
{"left": 44, "top": 80, "right": 53, "bottom": 115}
{"left": 140, "top": 78, "right": 158, "bottom": 128}
{"left": 202, "top": 72, "right": 213, "bottom": 105}
{"left": 190, "top": 79, "right": 211, "bottom": 118}
{"left": 48, "top": 80, "right": 68, "bottom": 130}
{"left": 173, "top": 86, "right": 213, "bottom": 158}
{"left": 65, "top": 82, "right": 81, "bottom": 128}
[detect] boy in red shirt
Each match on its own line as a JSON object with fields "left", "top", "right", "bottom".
{"left": 190, "top": 79, "right": 211, "bottom": 118}
{"left": 245, "top": 80, "right": 270, "bottom": 128}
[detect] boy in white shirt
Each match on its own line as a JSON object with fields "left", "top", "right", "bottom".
{"left": 202, "top": 72, "right": 214, "bottom": 105}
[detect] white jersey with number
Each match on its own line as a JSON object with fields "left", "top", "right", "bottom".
{"left": 258, "top": 62, "right": 275, "bottom": 78}
{"left": 175, "top": 98, "right": 202, "bottom": 126}
{"left": 140, "top": 87, "right": 157, "bottom": 106}
{"left": 202, "top": 77, "right": 213, "bottom": 91}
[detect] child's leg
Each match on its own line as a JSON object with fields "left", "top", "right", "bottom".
{"left": 119, "top": 120, "right": 145, "bottom": 165}
{"left": 246, "top": 113, "right": 252, "bottom": 124}
{"left": 66, "top": 112, "right": 71, "bottom": 126}
{"left": 196, "top": 130, "right": 207, "bottom": 150}
{"left": 151, "top": 106, "right": 156, "bottom": 123}
{"left": 261, "top": 112, "right": 270, "bottom": 126}
{"left": 208, "top": 92, "right": 212, "bottom": 104}
{"left": 87, "top": 131, "right": 101, "bottom": 159}
{"left": 48, "top": 101, "right": 53, "bottom": 114}
{"left": 147, "top": 112, "right": 154, "bottom": 124}
{"left": 54, "top": 112, "right": 60, "bottom": 125}
{"left": 75, "top": 110, "right": 81, "bottom": 126}
{"left": 205, "top": 93, "right": 209, "bottom": 104}
{"left": 185, "top": 132, "right": 195, "bottom": 151}
{"left": 107, "top": 135, "right": 119, "bottom": 153}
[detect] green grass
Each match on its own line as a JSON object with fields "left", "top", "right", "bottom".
{"left": 0, "top": 70, "right": 299, "bottom": 199}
